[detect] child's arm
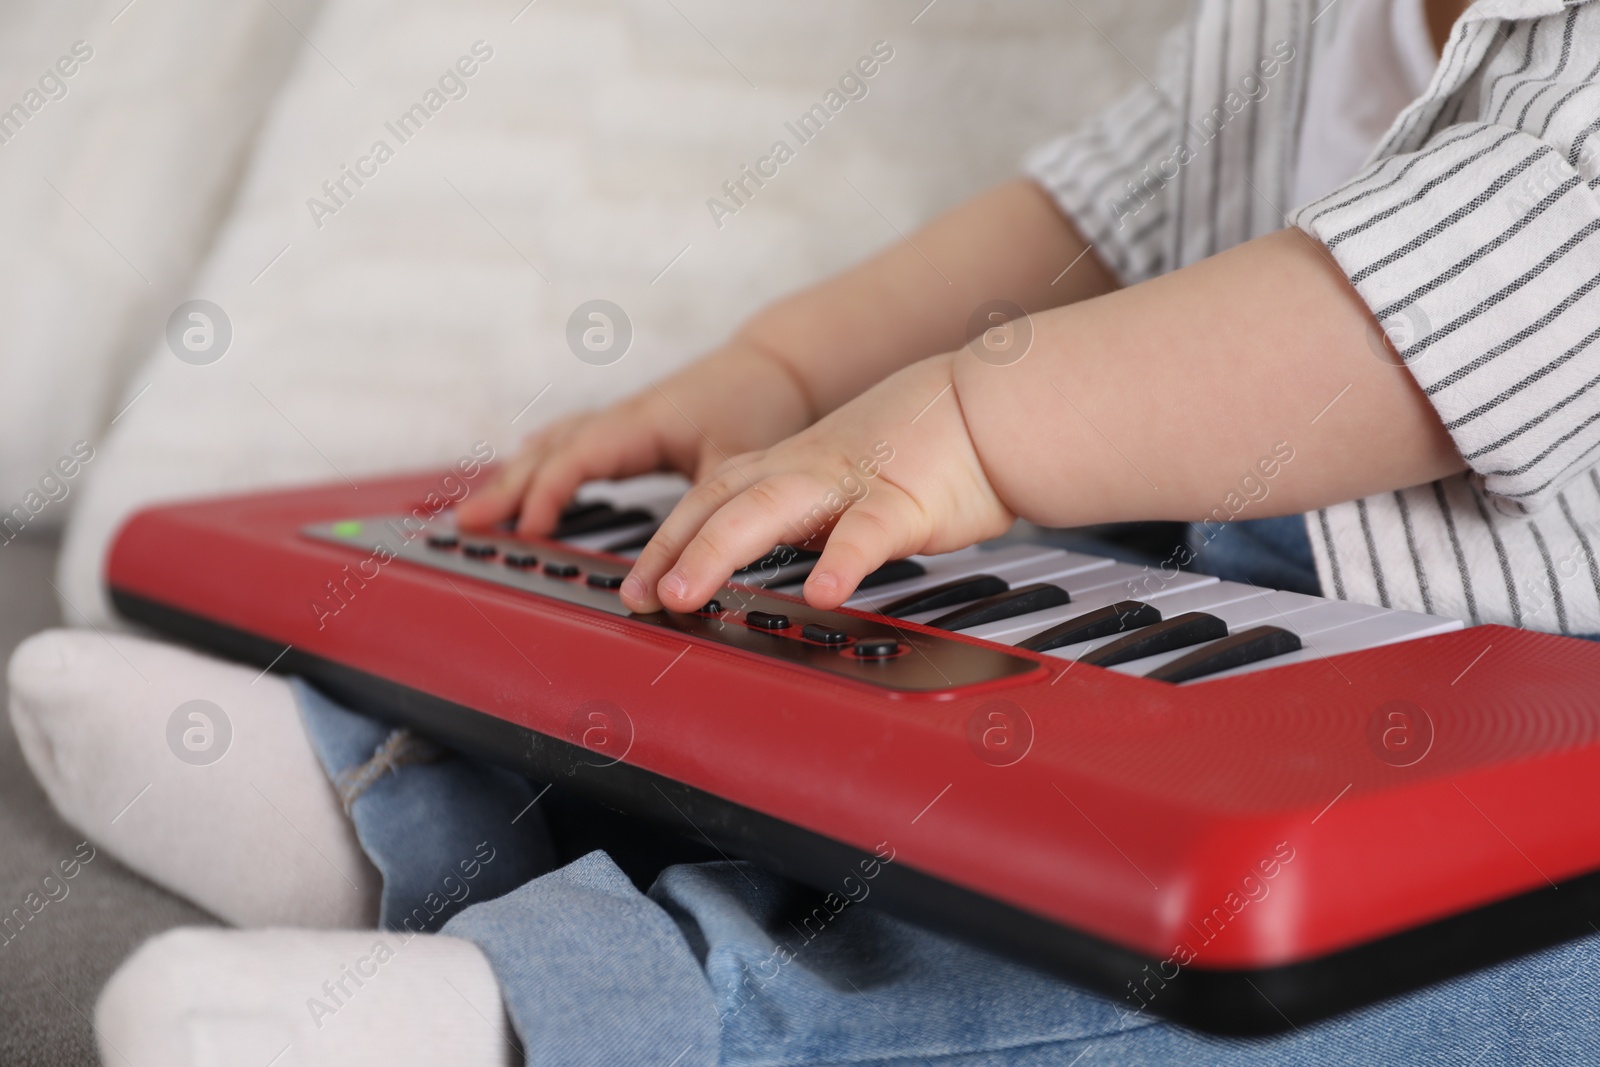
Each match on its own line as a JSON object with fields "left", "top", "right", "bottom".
{"left": 457, "top": 179, "right": 1118, "bottom": 535}
{"left": 618, "top": 228, "right": 1468, "bottom": 613}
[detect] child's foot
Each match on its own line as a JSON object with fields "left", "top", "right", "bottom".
{"left": 7, "top": 629, "right": 380, "bottom": 927}
{"left": 97, "top": 927, "right": 514, "bottom": 1067}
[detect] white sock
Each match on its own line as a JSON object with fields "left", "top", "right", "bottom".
{"left": 96, "top": 927, "right": 514, "bottom": 1067}
{"left": 8, "top": 628, "right": 381, "bottom": 928}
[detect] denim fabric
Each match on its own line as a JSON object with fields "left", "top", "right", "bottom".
{"left": 294, "top": 680, "right": 556, "bottom": 934}
{"left": 1009, "top": 516, "right": 1321, "bottom": 596}
{"left": 443, "top": 851, "right": 722, "bottom": 1066}
{"left": 1002, "top": 520, "right": 1191, "bottom": 569}
{"left": 1188, "top": 514, "right": 1322, "bottom": 596}
{"left": 661, "top": 861, "right": 1180, "bottom": 1064}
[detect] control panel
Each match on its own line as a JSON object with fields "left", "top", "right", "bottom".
{"left": 302, "top": 516, "right": 1046, "bottom": 694}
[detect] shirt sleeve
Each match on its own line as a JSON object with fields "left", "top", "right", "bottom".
{"left": 1293, "top": 107, "right": 1600, "bottom": 516}
{"left": 1022, "top": 26, "right": 1190, "bottom": 288}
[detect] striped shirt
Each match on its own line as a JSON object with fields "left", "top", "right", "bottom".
{"left": 1025, "top": 0, "right": 1600, "bottom": 635}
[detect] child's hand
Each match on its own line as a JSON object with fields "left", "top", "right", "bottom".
{"left": 456, "top": 343, "right": 813, "bottom": 536}
{"left": 620, "top": 353, "right": 1016, "bottom": 613}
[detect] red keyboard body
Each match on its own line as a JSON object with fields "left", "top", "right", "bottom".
{"left": 105, "top": 469, "right": 1600, "bottom": 1033}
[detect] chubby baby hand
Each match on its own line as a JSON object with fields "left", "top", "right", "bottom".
{"left": 621, "top": 354, "right": 1015, "bottom": 613}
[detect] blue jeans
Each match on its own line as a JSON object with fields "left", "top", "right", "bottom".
{"left": 1188, "top": 515, "right": 1323, "bottom": 596}
{"left": 1013, "top": 515, "right": 1322, "bottom": 597}
{"left": 290, "top": 517, "right": 1600, "bottom": 1065}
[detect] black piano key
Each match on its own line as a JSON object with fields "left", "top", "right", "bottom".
{"left": 925, "top": 583, "right": 1072, "bottom": 632}
{"left": 1017, "top": 600, "right": 1161, "bottom": 652}
{"left": 1144, "top": 626, "right": 1302, "bottom": 683}
{"left": 600, "top": 525, "right": 660, "bottom": 554}
{"left": 554, "top": 505, "right": 656, "bottom": 539}
{"left": 737, "top": 546, "right": 822, "bottom": 573}
{"left": 880, "top": 574, "right": 1009, "bottom": 617}
{"left": 739, "top": 546, "right": 822, "bottom": 588}
{"left": 1077, "top": 612, "right": 1229, "bottom": 668}
{"left": 558, "top": 500, "right": 611, "bottom": 522}
{"left": 761, "top": 553, "right": 927, "bottom": 591}
{"left": 857, "top": 559, "right": 926, "bottom": 589}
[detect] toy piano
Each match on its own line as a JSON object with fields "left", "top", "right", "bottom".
{"left": 106, "top": 467, "right": 1600, "bottom": 1034}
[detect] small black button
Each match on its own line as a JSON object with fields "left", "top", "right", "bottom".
{"left": 853, "top": 639, "right": 900, "bottom": 658}
{"left": 461, "top": 543, "right": 498, "bottom": 559}
{"left": 746, "top": 611, "right": 790, "bottom": 630}
{"left": 699, "top": 600, "right": 724, "bottom": 615}
{"left": 586, "top": 573, "right": 625, "bottom": 589}
{"left": 426, "top": 534, "right": 459, "bottom": 549}
{"left": 544, "top": 562, "right": 579, "bottom": 578}
{"left": 503, "top": 553, "right": 539, "bottom": 569}
{"left": 801, "top": 623, "right": 850, "bottom": 645}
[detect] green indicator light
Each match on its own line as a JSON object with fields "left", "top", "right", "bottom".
{"left": 332, "top": 520, "right": 364, "bottom": 538}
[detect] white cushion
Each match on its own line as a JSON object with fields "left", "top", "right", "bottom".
{"left": 0, "top": 0, "right": 323, "bottom": 531}
{"left": 58, "top": 0, "right": 1184, "bottom": 627}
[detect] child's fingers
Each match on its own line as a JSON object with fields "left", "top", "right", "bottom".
{"left": 456, "top": 439, "right": 549, "bottom": 528}
{"left": 515, "top": 421, "right": 657, "bottom": 537}
{"left": 803, "top": 487, "right": 924, "bottom": 609}
{"left": 457, "top": 416, "right": 583, "bottom": 528}
{"left": 651, "top": 473, "right": 830, "bottom": 612}
{"left": 693, "top": 443, "right": 727, "bottom": 482}
{"left": 622, "top": 466, "right": 756, "bottom": 612}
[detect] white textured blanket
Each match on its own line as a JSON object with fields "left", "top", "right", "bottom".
{"left": 50, "top": 0, "right": 1181, "bottom": 627}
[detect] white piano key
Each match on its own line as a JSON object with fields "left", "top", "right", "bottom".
{"left": 1194, "top": 611, "right": 1465, "bottom": 681}
{"left": 573, "top": 475, "right": 690, "bottom": 510}
{"left": 1061, "top": 563, "right": 1220, "bottom": 602}
{"left": 1152, "top": 588, "right": 1324, "bottom": 620}
{"left": 1002, "top": 553, "right": 1126, "bottom": 587}
{"left": 1300, "top": 609, "right": 1464, "bottom": 649}
{"left": 562, "top": 521, "right": 658, "bottom": 554}
{"left": 1292, "top": 600, "right": 1403, "bottom": 634}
